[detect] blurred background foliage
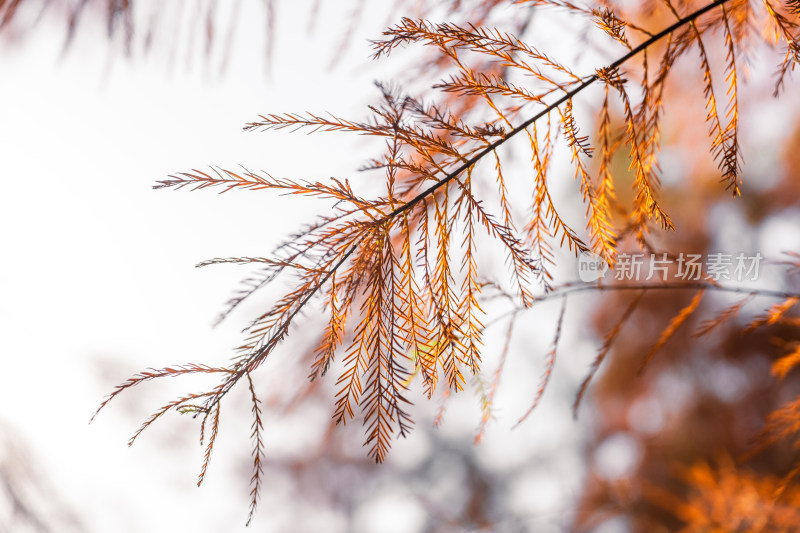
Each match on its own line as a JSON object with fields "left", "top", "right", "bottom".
{"left": 1, "top": 1, "right": 799, "bottom": 532}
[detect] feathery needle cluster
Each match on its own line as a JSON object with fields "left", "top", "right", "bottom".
{"left": 90, "top": 0, "right": 800, "bottom": 523}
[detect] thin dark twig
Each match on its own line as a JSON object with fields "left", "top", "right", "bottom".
{"left": 376, "top": 0, "right": 733, "bottom": 224}
{"left": 486, "top": 281, "right": 794, "bottom": 329}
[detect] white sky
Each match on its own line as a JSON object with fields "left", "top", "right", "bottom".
{"left": 0, "top": 3, "right": 394, "bottom": 531}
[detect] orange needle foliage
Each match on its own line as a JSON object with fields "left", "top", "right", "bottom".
{"left": 73, "top": 0, "right": 800, "bottom": 524}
